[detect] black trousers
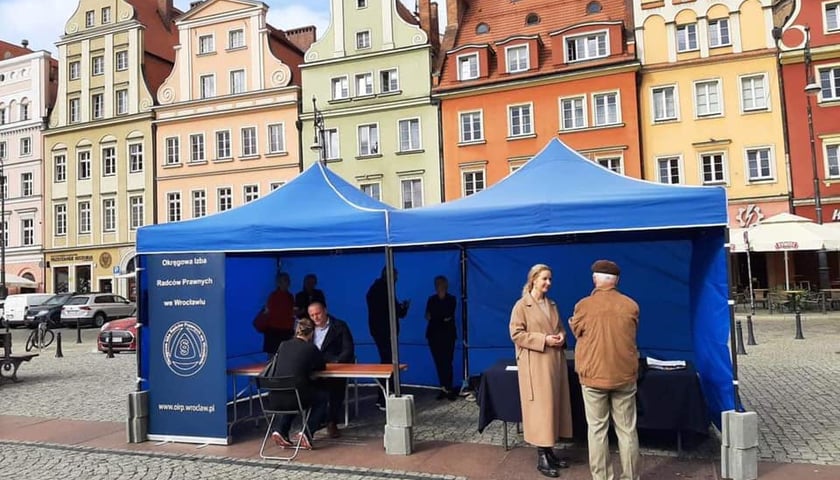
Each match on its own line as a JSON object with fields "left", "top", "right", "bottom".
{"left": 373, "top": 334, "right": 394, "bottom": 403}
{"left": 428, "top": 334, "right": 456, "bottom": 390}
{"left": 324, "top": 378, "right": 347, "bottom": 424}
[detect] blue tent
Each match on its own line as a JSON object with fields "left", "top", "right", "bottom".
{"left": 388, "top": 139, "right": 734, "bottom": 422}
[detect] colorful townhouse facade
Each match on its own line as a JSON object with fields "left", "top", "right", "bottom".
{"left": 300, "top": 0, "right": 442, "bottom": 208}
{"left": 0, "top": 40, "right": 57, "bottom": 295}
{"left": 634, "top": 0, "right": 789, "bottom": 229}
{"left": 434, "top": 0, "right": 642, "bottom": 200}
{"left": 778, "top": 0, "right": 840, "bottom": 223}
{"left": 154, "top": 0, "right": 312, "bottom": 224}
{"left": 43, "top": 0, "right": 178, "bottom": 298}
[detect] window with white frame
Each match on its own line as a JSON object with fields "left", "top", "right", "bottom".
{"left": 167, "top": 193, "right": 181, "bottom": 222}
{"left": 560, "top": 96, "right": 586, "bottom": 129}
{"left": 268, "top": 124, "right": 285, "bottom": 153}
{"left": 21, "top": 218, "right": 34, "bottom": 246}
{"left": 102, "top": 6, "right": 111, "bottom": 24}
{"left": 85, "top": 10, "right": 95, "bottom": 27}
{"left": 165, "top": 137, "right": 179, "bottom": 165}
{"left": 192, "top": 190, "right": 207, "bottom": 218}
{"left": 701, "top": 153, "right": 726, "bottom": 184}
{"left": 129, "top": 195, "right": 144, "bottom": 229}
{"left": 229, "top": 29, "right": 245, "bottom": 49}
{"left": 116, "top": 89, "right": 128, "bottom": 115}
{"left": 102, "top": 198, "right": 116, "bottom": 232}
{"left": 358, "top": 124, "right": 379, "bottom": 155}
{"left": 78, "top": 201, "right": 91, "bottom": 233}
{"left": 115, "top": 50, "right": 128, "bottom": 71}
{"left": 401, "top": 178, "right": 423, "bottom": 209}
{"left": 565, "top": 32, "right": 608, "bottom": 62}
{"left": 92, "top": 56, "right": 104, "bottom": 76}
{"left": 20, "top": 137, "right": 31, "bottom": 156}
{"left": 241, "top": 127, "right": 257, "bottom": 156}
{"left": 381, "top": 69, "right": 399, "bottom": 93}
{"left": 356, "top": 31, "right": 371, "bottom": 49}
{"left": 190, "top": 134, "right": 206, "bottom": 162}
{"left": 677, "top": 23, "right": 698, "bottom": 52}
{"left": 746, "top": 147, "right": 773, "bottom": 181}
{"left": 324, "top": 129, "right": 339, "bottom": 159}
{"left": 0, "top": 142, "right": 5, "bottom": 160}
{"left": 459, "top": 111, "right": 483, "bottom": 142}
{"left": 462, "top": 170, "right": 485, "bottom": 196}
{"left": 597, "top": 157, "right": 622, "bottom": 173}
{"left": 270, "top": 182, "right": 285, "bottom": 191}
{"left": 708, "top": 18, "right": 730, "bottom": 47}
{"left": 230, "top": 70, "right": 246, "bottom": 94}
{"left": 818, "top": 66, "right": 840, "bottom": 101}
{"left": 216, "top": 130, "right": 231, "bottom": 159}
{"left": 244, "top": 184, "right": 260, "bottom": 203}
{"left": 827, "top": 144, "right": 840, "bottom": 178}
{"left": 78, "top": 151, "right": 91, "bottom": 180}
{"left": 657, "top": 156, "right": 681, "bottom": 184}
{"left": 398, "top": 118, "right": 421, "bottom": 151}
{"left": 593, "top": 92, "right": 619, "bottom": 126}
{"left": 217, "top": 187, "right": 232, "bottom": 212}
{"left": 69, "top": 98, "right": 80, "bottom": 123}
{"left": 506, "top": 45, "right": 529, "bottom": 73}
{"left": 200, "top": 75, "right": 215, "bottom": 99}
{"left": 20, "top": 102, "right": 29, "bottom": 120}
{"left": 825, "top": 2, "right": 839, "bottom": 32}
{"left": 0, "top": 108, "right": 5, "bottom": 125}
{"left": 508, "top": 104, "right": 533, "bottom": 137}
{"left": 102, "top": 146, "right": 116, "bottom": 176}
{"left": 21, "top": 172, "right": 33, "bottom": 197}
{"left": 360, "top": 182, "right": 381, "bottom": 201}
{"left": 741, "top": 74, "right": 768, "bottom": 112}
{"left": 54, "top": 204, "right": 67, "bottom": 235}
{"left": 199, "top": 35, "right": 214, "bottom": 54}
{"left": 92, "top": 93, "right": 104, "bottom": 119}
{"left": 695, "top": 80, "right": 722, "bottom": 116}
{"left": 54, "top": 154, "right": 66, "bottom": 182}
{"left": 652, "top": 86, "right": 677, "bottom": 121}
{"left": 331, "top": 76, "right": 349, "bottom": 100}
{"left": 355, "top": 73, "right": 374, "bottom": 96}
{"left": 69, "top": 61, "right": 81, "bottom": 80}
{"left": 458, "top": 54, "right": 479, "bottom": 80}
{"left": 129, "top": 143, "right": 143, "bottom": 172}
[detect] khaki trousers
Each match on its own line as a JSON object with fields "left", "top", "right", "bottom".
{"left": 581, "top": 383, "right": 640, "bottom": 480}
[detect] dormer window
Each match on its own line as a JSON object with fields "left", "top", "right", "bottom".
{"left": 476, "top": 23, "right": 490, "bottom": 35}
{"left": 506, "top": 45, "right": 529, "bottom": 73}
{"left": 457, "top": 53, "right": 479, "bottom": 80}
{"left": 356, "top": 31, "right": 371, "bottom": 49}
{"left": 525, "top": 13, "right": 540, "bottom": 26}
{"left": 565, "top": 32, "right": 608, "bottom": 62}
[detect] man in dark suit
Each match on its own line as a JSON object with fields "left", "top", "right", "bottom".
{"left": 366, "top": 267, "right": 409, "bottom": 409}
{"left": 295, "top": 273, "right": 327, "bottom": 319}
{"left": 308, "top": 301, "right": 355, "bottom": 438}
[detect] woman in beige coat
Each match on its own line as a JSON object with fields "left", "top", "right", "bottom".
{"left": 510, "top": 264, "right": 573, "bottom": 478}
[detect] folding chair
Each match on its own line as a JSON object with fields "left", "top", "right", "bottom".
{"left": 256, "top": 375, "right": 311, "bottom": 462}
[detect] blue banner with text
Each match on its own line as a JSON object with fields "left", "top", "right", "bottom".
{"left": 147, "top": 253, "right": 227, "bottom": 442}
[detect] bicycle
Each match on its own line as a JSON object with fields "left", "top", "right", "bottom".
{"left": 25, "top": 321, "right": 55, "bottom": 352}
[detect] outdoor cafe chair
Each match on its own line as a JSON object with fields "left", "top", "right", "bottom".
{"left": 256, "top": 375, "right": 311, "bottom": 462}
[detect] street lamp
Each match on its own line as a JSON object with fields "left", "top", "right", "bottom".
{"left": 0, "top": 160, "right": 6, "bottom": 302}
{"left": 803, "top": 26, "right": 831, "bottom": 290}
{"left": 310, "top": 95, "right": 326, "bottom": 165}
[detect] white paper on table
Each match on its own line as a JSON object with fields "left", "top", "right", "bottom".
{"left": 646, "top": 357, "right": 686, "bottom": 369}
{"left": 505, "top": 365, "right": 518, "bottom": 371}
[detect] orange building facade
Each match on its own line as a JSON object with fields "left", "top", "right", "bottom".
{"left": 435, "top": 0, "right": 641, "bottom": 200}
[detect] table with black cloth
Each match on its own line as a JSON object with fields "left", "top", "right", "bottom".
{"left": 477, "top": 358, "right": 709, "bottom": 450}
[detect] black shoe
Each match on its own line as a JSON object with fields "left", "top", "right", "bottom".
{"left": 544, "top": 448, "right": 569, "bottom": 469}
{"left": 537, "top": 449, "right": 559, "bottom": 478}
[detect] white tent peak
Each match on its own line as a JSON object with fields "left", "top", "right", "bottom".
{"left": 758, "top": 213, "right": 812, "bottom": 225}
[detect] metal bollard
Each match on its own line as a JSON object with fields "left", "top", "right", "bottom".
{"left": 76, "top": 319, "right": 82, "bottom": 344}
{"left": 55, "top": 332, "right": 64, "bottom": 358}
{"left": 3, "top": 317, "right": 8, "bottom": 333}
{"left": 794, "top": 311, "right": 805, "bottom": 340}
{"left": 107, "top": 331, "right": 115, "bottom": 358}
{"left": 746, "top": 314, "right": 757, "bottom": 346}
{"left": 735, "top": 320, "right": 747, "bottom": 355}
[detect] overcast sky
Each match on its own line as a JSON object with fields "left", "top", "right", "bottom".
{"left": 0, "top": 0, "right": 445, "bottom": 57}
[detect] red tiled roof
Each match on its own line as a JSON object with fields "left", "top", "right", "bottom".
{"left": 396, "top": 1, "right": 420, "bottom": 26}
{"left": 0, "top": 40, "right": 33, "bottom": 60}
{"left": 126, "top": 0, "right": 180, "bottom": 63}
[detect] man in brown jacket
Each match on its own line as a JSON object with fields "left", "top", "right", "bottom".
{"left": 570, "top": 260, "right": 640, "bottom": 480}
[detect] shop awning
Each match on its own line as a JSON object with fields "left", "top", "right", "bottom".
{"left": 729, "top": 213, "right": 840, "bottom": 252}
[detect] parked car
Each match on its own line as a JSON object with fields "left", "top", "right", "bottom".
{"left": 23, "top": 293, "right": 77, "bottom": 328}
{"left": 60, "top": 293, "right": 135, "bottom": 328}
{"left": 97, "top": 315, "right": 138, "bottom": 353}
{"left": 4, "top": 294, "right": 55, "bottom": 328}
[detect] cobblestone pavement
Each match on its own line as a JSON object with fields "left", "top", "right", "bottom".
{"left": 736, "top": 311, "right": 840, "bottom": 465}
{"left": 0, "top": 441, "right": 464, "bottom": 480}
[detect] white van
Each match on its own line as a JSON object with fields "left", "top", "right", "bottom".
{"left": 4, "top": 294, "right": 54, "bottom": 327}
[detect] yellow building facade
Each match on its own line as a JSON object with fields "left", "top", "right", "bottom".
{"left": 635, "top": 0, "right": 789, "bottom": 229}
{"left": 43, "top": 0, "right": 177, "bottom": 297}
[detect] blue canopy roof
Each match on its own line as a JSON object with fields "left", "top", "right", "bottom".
{"left": 136, "top": 162, "right": 392, "bottom": 254}
{"left": 388, "top": 139, "right": 728, "bottom": 246}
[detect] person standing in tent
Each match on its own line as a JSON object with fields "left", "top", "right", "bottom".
{"left": 295, "top": 273, "right": 327, "bottom": 319}
{"left": 255, "top": 271, "right": 296, "bottom": 355}
{"left": 425, "top": 275, "right": 458, "bottom": 400}
{"left": 366, "top": 267, "right": 410, "bottom": 410}
{"left": 569, "top": 260, "right": 640, "bottom": 480}
{"left": 510, "top": 263, "right": 572, "bottom": 478}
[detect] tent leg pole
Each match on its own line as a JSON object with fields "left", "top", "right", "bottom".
{"left": 726, "top": 234, "right": 744, "bottom": 412}
{"left": 460, "top": 246, "right": 469, "bottom": 391}
{"left": 384, "top": 247, "right": 401, "bottom": 397}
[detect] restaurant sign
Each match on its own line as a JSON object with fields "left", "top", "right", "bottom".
{"left": 775, "top": 241, "right": 799, "bottom": 250}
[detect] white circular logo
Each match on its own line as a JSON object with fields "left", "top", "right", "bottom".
{"left": 163, "top": 321, "right": 208, "bottom": 377}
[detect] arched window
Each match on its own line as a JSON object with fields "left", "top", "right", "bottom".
{"left": 526, "top": 13, "right": 540, "bottom": 26}
{"left": 20, "top": 98, "right": 30, "bottom": 121}
{"left": 476, "top": 22, "right": 490, "bottom": 34}
{"left": 587, "top": 1, "right": 602, "bottom": 14}
{"left": 22, "top": 272, "right": 35, "bottom": 281}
